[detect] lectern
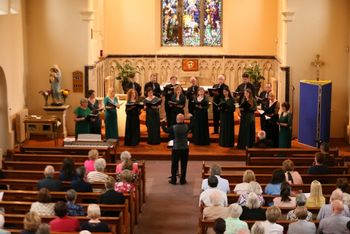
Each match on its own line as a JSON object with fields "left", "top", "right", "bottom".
{"left": 298, "top": 80, "right": 332, "bottom": 147}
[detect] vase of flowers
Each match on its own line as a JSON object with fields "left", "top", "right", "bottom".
{"left": 60, "top": 89, "right": 70, "bottom": 104}
{"left": 38, "top": 90, "right": 51, "bottom": 106}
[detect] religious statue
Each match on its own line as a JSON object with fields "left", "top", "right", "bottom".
{"left": 49, "top": 65, "right": 62, "bottom": 104}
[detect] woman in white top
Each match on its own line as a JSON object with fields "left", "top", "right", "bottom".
{"left": 282, "top": 159, "right": 303, "bottom": 184}
{"left": 273, "top": 182, "right": 296, "bottom": 208}
{"left": 233, "top": 170, "right": 258, "bottom": 195}
{"left": 30, "top": 188, "right": 55, "bottom": 216}
{"left": 262, "top": 206, "right": 283, "bottom": 234}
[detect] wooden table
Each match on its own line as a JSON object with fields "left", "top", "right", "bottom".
{"left": 24, "top": 116, "right": 60, "bottom": 145}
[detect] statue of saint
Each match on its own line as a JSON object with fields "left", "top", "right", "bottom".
{"left": 49, "top": 65, "right": 62, "bottom": 103}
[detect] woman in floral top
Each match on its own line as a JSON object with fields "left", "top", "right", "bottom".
{"left": 114, "top": 170, "right": 135, "bottom": 193}
{"left": 286, "top": 193, "right": 313, "bottom": 221}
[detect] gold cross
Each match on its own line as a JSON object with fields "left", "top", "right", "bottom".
{"left": 311, "top": 54, "right": 325, "bottom": 81}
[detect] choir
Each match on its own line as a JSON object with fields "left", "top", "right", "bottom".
{"left": 74, "top": 74, "right": 293, "bottom": 148}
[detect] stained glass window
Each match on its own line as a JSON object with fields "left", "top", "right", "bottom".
{"left": 161, "top": 0, "right": 222, "bottom": 47}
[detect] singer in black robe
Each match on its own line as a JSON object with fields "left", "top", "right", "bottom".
{"left": 192, "top": 89, "right": 210, "bottom": 145}
{"left": 211, "top": 75, "right": 229, "bottom": 134}
{"left": 219, "top": 89, "right": 235, "bottom": 147}
{"left": 87, "top": 90, "right": 101, "bottom": 134}
{"left": 124, "top": 90, "right": 141, "bottom": 146}
{"left": 169, "top": 86, "right": 186, "bottom": 126}
{"left": 264, "top": 94, "right": 280, "bottom": 147}
{"left": 235, "top": 73, "right": 256, "bottom": 104}
{"left": 144, "top": 73, "right": 161, "bottom": 97}
{"left": 144, "top": 90, "right": 161, "bottom": 145}
{"left": 185, "top": 77, "right": 199, "bottom": 115}
{"left": 163, "top": 76, "right": 177, "bottom": 126}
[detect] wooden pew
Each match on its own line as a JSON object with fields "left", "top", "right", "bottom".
{"left": 6, "top": 230, "right": 113, "bottom": 234}
{"left": 203, "top": 172, "right": 350, "bottom": 184}
{"left": 4, "top": 214, "right": 122, "bottom": 234}
{"left": 247, "top": 156, "right": 344, "bottom": 166}
{"left": 201, "top": 162, "right": 349, "bottom": 176}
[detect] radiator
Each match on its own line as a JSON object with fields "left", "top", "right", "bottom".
{"left": 15, "top": 108, "right": 28, "bottom": 142}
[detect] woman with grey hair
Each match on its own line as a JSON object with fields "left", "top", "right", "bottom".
{"left": 286, "top": 193, "right": 313, "bottom": 221}
{"left": 74, "top": 98, "right": 91, "bottom": 137}
{"left": 86, "top": 158, "right": 108, "bottom": 183}
{"left": 80, "top": 204, "right": 110, "bottom": 232}
{"left": 224, "top": 204, "right": 249, "bottom": 233}
{"left": 251, "top": 221, "right": 265, "bottom": 234}
{"left": 240, "top": 192, "right": 266, "bottom": 221}
{"left": 115, "top": 151, "right": 139, "bottom": 174}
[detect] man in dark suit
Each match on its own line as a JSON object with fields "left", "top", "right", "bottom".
{"left": 185, "top": 76, "right": 199, "bottom": 115}
{"left": 162, "top": 114, "right": 190, "bottom": 185}
{"left": 144, "top": 73, "right": 161, "bottom": 97}
{"left": 37, "top": 165, "right": 62, "bottom": 191}
{"left": 212, "top": 74, "right": 229, "bottom": 134}
{"left": 99, "top": 176, "right": 125, "bottom": 216}
{"left": 71, "top": 166, "right": 92, "bottom": 192}
{"left": 258, "top": 83, "right": 272, "bottom": 131}
{"left": 163, "top": 76, "right": 178, "bottom": 126}
{"left": 235, "top": 72, "right": 256, "bottom": 104}
{"left": 124, "top": 74, "right": 142, "bottom": 97}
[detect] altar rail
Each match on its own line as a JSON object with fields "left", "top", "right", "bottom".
{"left": 89, "top": 55, "right": 283, "bottom": 100}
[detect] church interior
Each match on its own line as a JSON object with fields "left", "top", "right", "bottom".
{"left": 1, "top": 0, "right": 350, "bottom": 233}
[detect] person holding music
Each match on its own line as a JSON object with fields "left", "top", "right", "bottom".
{"left": 235, "top": 73, "right": 256, "bottom": 104}
{"left": 124, "top": 74, "right": 142, "bottom": 97}
{"left": 144, "top": 88, "right": 162, "bottom": 145}
{"left": 74, "top": 98, "right": 91, "bottom": 138}
{"left": 87, "top": 89, "right": 102, "bottom": 134}
{"left": 211, "top": 74, "right": 229, "bottom": 134}
{"left": 257, "top": 83, "right": 272, "bottom": 131}
{"left": 237, "top": 89, "right": 257, "bottom": 149}
{"left": 185, "top": 76, "right": 199, "bottom": 115}
{"left": 144, "top": 73, "right": 161, "bottom": 97}
{"left": 103, "top": 88, "right": 120, "bottom": 140}
{"left": 264, "top": 92, "right": 280, "bottom": 147}
{"left": 169, "top": 85, "right": 186, "bottom": 126}
{"left": 124, "top": 89, "right": 142, "bottom": 146}
{"left": 163, "top": 76, "right": 178, "bottom": 126}
{"left": 278, "top": 102, "right": 293, "bottom": 148}
{"left": 192, "top": 87, "right": 210, "bottom": 145}
{"left": 218, "top": 87, "right": 235, "bottom": 147}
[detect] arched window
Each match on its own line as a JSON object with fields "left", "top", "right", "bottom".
{"left": 161, "top": 0, "right": 222, "bottom": 47}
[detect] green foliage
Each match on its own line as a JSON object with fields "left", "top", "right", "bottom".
{"left": 115, "top": 63, "right": 138, "bottom": 85}
{"left": 244, "top": 63, "right": 265, "bottom": 84}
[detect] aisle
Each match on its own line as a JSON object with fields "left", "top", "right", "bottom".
{"left": 134, "top": 161, "right": 202, "bottom": 234}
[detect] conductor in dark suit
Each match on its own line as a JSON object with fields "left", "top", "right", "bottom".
{"left": 212, "top": 74, "right": 229, "bottom": 134}
{"left": 185, "top": 76, "right": 199, "bottom": 115}
{"left": 162, "top": 114, "right": 190, "bottom": 185}
{"left": 235, "top": 72, "right": 255, "bottom": 104}
{"left": 124, "top": 74, "right": 142, "bottom": 97}
{"left": 144, "top": 73, "right": 161, "bottom": 97}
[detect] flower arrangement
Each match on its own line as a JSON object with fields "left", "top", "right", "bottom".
{"left": 60, "top": 89, "right": 70, "bottom": 103}
{"left": 38, "top": 90, "right": 52, "bottom": 106}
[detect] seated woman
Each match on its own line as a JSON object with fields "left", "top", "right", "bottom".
{"left": 49, "top": 201, "right": 79, "bottom": 232}
{"left": 264, "top": 169, "right": 286, "bottom": 195}
{"left": 273, "top": 182, "right": 296, "bottom": 208}
{"left": 87, "top": 158, "right": 108, "bottom": 183}
{"left": 224, "top": 204, "right": 249, "bottom": 233}
{"left": 203, "top": 191, "right": 229, "bottom": 220}
{"left": 80, "top": 204, "right": 110, "bottom": 232}
{"left": 262, "top": 206, "right": 283, "bottom": 234}
{"left": 59, "top": 158, "right": 78, "bottom": 181}
{"left": 30, "top": 188, "right": 55, "bottom": 216}
{"left": 306, "top": 180, "right": 326, "bottom": 208}
{"left": 336, "top": 178, "right": 350, "bottom": 206}
{"left": 287, "top": 207, "right": 316, "bottom": 234}
{"left": 287, "top": 193, "right": 313, "bottom": 221}
{"left": 240, "top": 192, "right": 266, "bottom": 221}
{"left": 66, "top": 189, "right": 84, "bottom": 216}
{"left": 116, "top": 151, "right": 139, "bottom": 174}
{"left": 233, "top": 170, "right": 260, "bottom": 195}
{"left": 21, "top": 212, "right": 41, "bottom": 234}
{"left": 282, "top": 159, "right": 303, "bottom": 184}
{"left": 237, "top": 181, "right": 265, "bottom": 207}
{"left": 84, "top": 149, "right": 99, "bottom": 174}
{"left": 114, "top": 169, "right": 136, "bottom": 193}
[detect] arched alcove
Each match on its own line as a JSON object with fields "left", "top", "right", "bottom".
{"left": 0, "top": 66, "right": 9, "bottom": 151}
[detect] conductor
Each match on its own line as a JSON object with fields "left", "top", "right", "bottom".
{"left": 162, "top": 113, "right": 189, "bottom": 185}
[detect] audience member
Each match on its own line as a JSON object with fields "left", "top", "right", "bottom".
{"left": 213, "top": 218, "right": 225, "bottom": 234}
{"left": 224, "top": 204, "right": 249, "bottom": 234}
{"left": 0, "top": 213, "right": 9, "bottom": 234}
{"left": 201, "top": 164, "right": 230, "bottom": 193}
{"left": 307, "top": 152, "right": 330, "bottom": 174}
{"left": 306, "top": 180, "right": 325, "bottom": 208}
{"left": 66, "top": 189, "right": 84, "bottom": 216}
{"left": 30, "top": 188, "right": 55, "bottom": 216}
{"left": 99, "top": 176, "right": 125, "bottom": 217}
{"left": 273, "top": 182, "right": 296, "bottom": 208}
{"left": 320, "top": 142, "right": 335, "bottom": 166}
{"left": 199, "top": 176, "right": 227, "bottom": 207}
{"left": 254, "top": 130, "right": 272, "bottom": 148}
{"left": 37, "top": 165, "right": 62, "bottom": 191}
{"left": 116, "top": 151, "right": 139, "bottom": 174}
{"left": 114, "top": 169, "right": 136, "bottom": 193}
{"left": 240, "top": 192, "right": 266, "bottom": 221}
{"left": 287, "top": 193, "right": 313, "bottom": 221}
{"left": 318, "top": 200, "right": 350, "bottom": 234}
{"left": 87, "top": 158, "right": 108, "bottom": 183}
{"left": 84, "top": 149, "right": 99, "bottom": 174}
{"left": 21, "top": 212, "right": 41, "bottom": 234}
{"left": 237, "top": 181, "right": 264, "bottom": 206}
{"left": 317, "top": 188, "right": 350, "bottom": 220}
{"left": 50, "top": 201, "right": 80, "bottom": 232}
{"left": 80, "top": 204, "right": 110, "bottom": 232}
{"left": 262, "top": 206, "right": 283, "bottom": 234}
{"left": 35, "top": 223, "right": 50, "bottom": 234}
{"left": 282, "top": 159, "right": 303, "bottom": 184}
{"left": 250, "top": 221, "right": 264, "bottom": 234}
{"left": 287, "top": 206, "right": 316, "bottom": 234}
{"left": 336, "top": 177, "right": 350, "bottom": 206}
{"left": 71, "top": 166, "right": 93, "bottom": 192}
{"left": 264, "top": 169, "right": 285, "bottom": 195}
{"left": 203, "top": 191, "right": 229, "bottom": 220}
{"left": 233, "top": 170, "right": 260, "bottom": 195}
{"left": 59, "top": 157, "right": 78, "bottom": 181}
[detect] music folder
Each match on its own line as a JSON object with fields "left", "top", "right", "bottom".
{"left": 208, "top": 88, "right": 219, "bottom": 97}
{"left": 145, "top": 99, "right": 162, "bottom": 107}
{"left": 239, "top": 100, "right": 251, "bottom": 109}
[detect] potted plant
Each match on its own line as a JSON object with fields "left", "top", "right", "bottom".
{"left": 115, "top": 63, "right": 138, "bottom": 93}
{"left": 244, "top": 63, "right": 265, "bottom": 94}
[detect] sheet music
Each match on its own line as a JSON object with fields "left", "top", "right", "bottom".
{"left": 257, "top": 110, "right": 265, "bottom": 115}
{"left": 265, "top": 115, "right": 271, "bottom": 120}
